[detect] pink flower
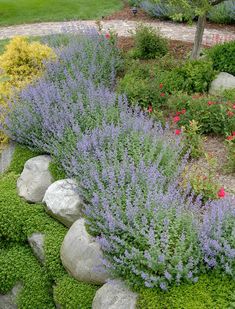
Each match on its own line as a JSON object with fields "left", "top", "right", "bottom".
{"left": 232, "top": 132, "right": 235, "bottom": 136}
{"left": 181, "top": 109, "right": 186, "bottom": 114}
{"left": 233, "top": 104, "right": 235, "bottom": 109}
{"left": 173, "top": 116, "right": 180, "bottom": 123}
{"left": 148, "top": 105, "right": 153, "bottom": 113}
{"left": 176, "top": 111, "right": 181, "bottom": 116}
{"left": 217, "top": 187, "right": 226, "bottom": 198}
{"left": 226, "top": 135, "right": 234, "bottom": 141}
{"left": 160, "top": 93, "right": 165, "bottom": 97}
{"left": 105, "top": 33, "right": 111, "bottom": 39}
{"left": 227, "top": 111, "right": 234, "bottom": 117}
{"left": 175, "top": 129, "right": 181, "bottom": 135}
{"left": 208, "top": 101, "right": 214, "bottom": 106}
{"left": 159, "top": 83, "right": 163, "bottom": 89}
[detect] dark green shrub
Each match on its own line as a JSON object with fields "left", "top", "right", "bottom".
{"left": 132, "top": 24, "right": 169, "bottom": 59}
{"left": 163, "top": 59, "right": 215, "bottom": 94}
{"left": 118, "top": 71, "right": 167, "bottom": 109}
{"left": 207, "top": 40, "right": 235, "bottom": 76}
{"left": 137, "top": 272, "right": 235, "bottom": 309}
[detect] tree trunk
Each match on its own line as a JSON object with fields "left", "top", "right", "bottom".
{"left": 191, "top": 13, "right": 207, "bottom": 60}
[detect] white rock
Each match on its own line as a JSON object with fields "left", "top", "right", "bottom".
{"left": 28, "top": 233, "right": 45, "bottom": 264}
{"left": 17, "top": 155, "right": 53, "bottom": 203}
{"left": 92, "top": 280, "right": 138, "bottom": 309}
{"left": 43, "top": 179, "right": 83, "bottom": 227}
{"left": 209, "top": 72, "right": 235, "bottom": 95}
{"left": 60, "top": 218, "right": 109, "bottom": 284}
{"left": 0, "top": 282, "right": 23, "bottom": 309}
{"left": 0, "top": 142, "right": 15, "bottom": 174}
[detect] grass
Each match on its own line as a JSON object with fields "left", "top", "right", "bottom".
{"left": 0, "top": 0, "right": 123, "bottom": 26}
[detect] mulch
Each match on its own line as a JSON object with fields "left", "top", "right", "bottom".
{"left": 118, "top": 36, "right": 195, "bottom": 58}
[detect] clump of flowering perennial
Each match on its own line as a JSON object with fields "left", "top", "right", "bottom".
{"left": 58, "top": 110, "right": 184, "bottom": 185}
{"left": 3, "top": 71, "right": 127, "bottom": 152}
{"left": 71, "top": 146, "right": 203, "bottom": 290}
{"left": 44, "top": 27, "right": 122, "bottom": 89}
{"left": 200, "top": 198, "right": 235, "bottom": 278}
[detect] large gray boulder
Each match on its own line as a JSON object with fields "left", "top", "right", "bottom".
{"left": 17, "top": 155, "right": 53, "bottom": 203}
{"left": 0, "top": 283, "right": 23, "bottom": 309}
{"left": 43, "top": 179, "right": 83, "bottom": 227}
{"left": 60, "top": 218, "right": 109, "bottom": 284}
{"left": 28, "top": 233, "right": 45, "bottom": 264}
{"left": 0, "top": 142, "right": 15, "bottom": 174}
{"left": 92, "top": 280, "right": 138, "bottom": 309}
{"left": 209, "top": 72, "right": 235, "bottom": 95}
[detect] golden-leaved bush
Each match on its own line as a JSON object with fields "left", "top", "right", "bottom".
{"left": 0, "top": 36, "right": 55, "bottom": 148}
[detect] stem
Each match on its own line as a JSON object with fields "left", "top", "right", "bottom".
{"left": 191, "top": 13, "right": 207, "bottom": 60}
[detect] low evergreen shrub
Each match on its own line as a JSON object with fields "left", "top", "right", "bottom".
{"left": 207, "top": 40, "right": 235, "bottom": 76}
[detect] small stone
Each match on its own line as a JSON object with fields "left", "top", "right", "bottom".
{"left": 43, "top": 179, "right": 83, "bottom": 227}
{"left": 0, "top": 282, "right": 23, "bottom": 309}
{"left": 209, "top": 72, "right": 235, "bottom": 95}
{"left": 28, "top": 233, "right": 45, "bottom": 264}
{"left": 92, "top": 280, "right": 138, "bottom": 309}
{"left": 60, "top": 218, "right": 109, "bottom": 284}
{"left": 0, "top": 142, "right": 15, "bottom": 174}
{"left": 17, "top": 155, "right": 53, "bottom": 203}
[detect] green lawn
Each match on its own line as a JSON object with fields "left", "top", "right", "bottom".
{"left": 0, "top": 0, "right": 123, "bottom": 26}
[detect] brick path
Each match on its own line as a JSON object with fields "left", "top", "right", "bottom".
{"left": 0, "top": 20, "right": 234, "bottom": 46}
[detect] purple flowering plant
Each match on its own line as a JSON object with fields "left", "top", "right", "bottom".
{"left": 2, "top": 27, "right": 235, "bottom": 291}
{"left": 200, "top": 199, "right": 235, "bottom": 278}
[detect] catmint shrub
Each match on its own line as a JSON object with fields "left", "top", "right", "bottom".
{"left": 200, "top": 198, "right": 235, "bottom": 278}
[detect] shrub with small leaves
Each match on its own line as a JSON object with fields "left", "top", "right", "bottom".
{"left": 207, "top": 40, "right": 235, "bottom": 76}
{"left": 132, "top": 24, "right": 169, "bottom": 59}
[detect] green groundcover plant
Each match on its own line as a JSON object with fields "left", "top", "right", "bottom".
{"left": 0, "top": 146, "right": 99, "bottom": 308}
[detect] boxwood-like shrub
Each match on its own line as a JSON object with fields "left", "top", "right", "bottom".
{"left": 207, "top": 40, "right": 235, "bottom": 76}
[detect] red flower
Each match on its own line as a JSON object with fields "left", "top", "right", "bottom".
{"left": 159, "top": 83, "right": 163, "bottom": 89}
{"left": 226, "top": 135, "right": 234, "bottom": 141}
{"left": 176, "top": 111, "right": 181, "bottom": 116}
{"left": 217, "top": 187, "right": 226, "bottom": 198}
{"left": 173, "top": 116, "right": 180, "bottom": 123}
{"left": 232, "top": 132, "right": 235, "bottom": 136}
{"left": 181, "top": 109, "right": 186, "bottom": 114}
{"left": 160, "top": 93, "right": 165, "bottom": 97}
{"left": 148, "top": 105, "right": 153, "bottom": 113}
{"left": 175, "top": 129, "right": 181, "bottom": 135}
{"left": 227, "top": 111, "right": 234, "bottom": 117}
{"left": 208, "top": 101, "right": 214, "bottom": 106}
{"left": 233, "top": 104, "right": 235, "bottom": 109}
{"left": 105, "top": 33, "right": 111, "bottom": 39}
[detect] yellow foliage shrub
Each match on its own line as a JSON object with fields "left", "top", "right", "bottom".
{"left": 0, "top": 36, "right": 55, "bottom": 148}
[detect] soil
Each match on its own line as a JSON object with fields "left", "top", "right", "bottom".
{"left": 190, "top": 136, "right": 235, "bottom": 196}
{"left": 118, "top": 36, "right": 196, "bottom": 58}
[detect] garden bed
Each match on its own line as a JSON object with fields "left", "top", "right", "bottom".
{"left": 0, "top": 24, "right": 235, "bottom": 308}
